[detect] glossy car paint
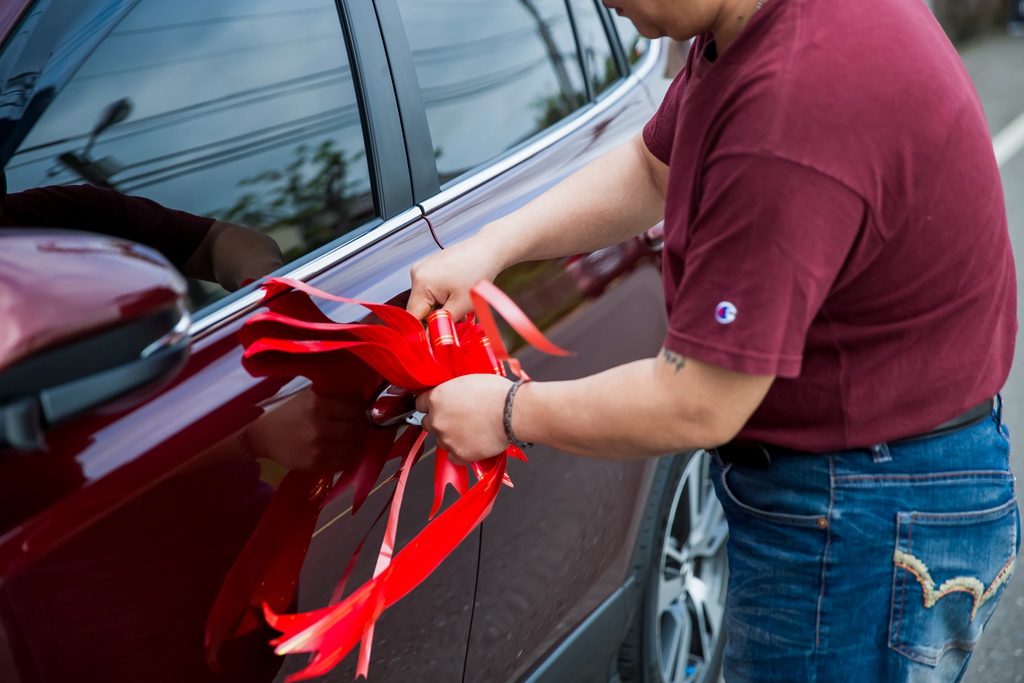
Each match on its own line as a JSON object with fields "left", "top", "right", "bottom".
{"left": 0, "top": 231, "right": 185, "bottom": 370}
{"left": 0, "top": 3, "right": 672, "bottom": 682}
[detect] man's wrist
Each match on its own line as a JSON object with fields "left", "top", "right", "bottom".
{"left": 237, "top": 427, "right": 260, "bottom": 461}
{"left": 503, "top": 378, "right": 533, "bottom": 449}
{"left": 475, "top": 222, "right": 522, "bottom": 273}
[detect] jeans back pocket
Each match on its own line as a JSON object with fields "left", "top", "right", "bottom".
{"left": 889, "top": 496, "right": 1018, "bottom": 669}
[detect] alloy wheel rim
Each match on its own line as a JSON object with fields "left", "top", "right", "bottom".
{"left": 654, "top": 450, "right": 729, "bottom": 683}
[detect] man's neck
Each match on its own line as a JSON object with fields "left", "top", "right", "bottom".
{"left": 712, "top": 0, "right": 766, "bottom": 54}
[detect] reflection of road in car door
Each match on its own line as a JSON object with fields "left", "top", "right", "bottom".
{"left": 0, "top": 219, "right": 478, "bottom": 683}
{"left": 425, "top": 91, "right": 666, "bottom": 681}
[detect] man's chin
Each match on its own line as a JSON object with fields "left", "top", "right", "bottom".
{"left": 635, "top": 24, "right": 668, "bottom": 40}
{"left": 606, "top": 9, "right": 669, "bottom": 40}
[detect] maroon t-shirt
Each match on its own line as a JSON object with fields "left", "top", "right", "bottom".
{"left": 644, "top": 0, "right": 1016, "bottom": 451}
{"left": 1, "top": 185, "right": 213, "bottom": 268}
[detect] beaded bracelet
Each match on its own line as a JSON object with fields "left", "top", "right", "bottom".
{"left": 503, "top": 378, "right": 532, "bottom": 449}
{"left": 237, "top": 428, "right": 259, "bottom": 461}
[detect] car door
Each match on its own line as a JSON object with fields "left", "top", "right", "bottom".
{"left": 378, "top": 1, "right": 670, "bottom": 680}
{"left": 0, "top": 1, "right": 479, "bottom": 682}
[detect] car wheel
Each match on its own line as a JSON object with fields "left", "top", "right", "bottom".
{"left": 619, "top": 450, "right": 729, "bottom": 683}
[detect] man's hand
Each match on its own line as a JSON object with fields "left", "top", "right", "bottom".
{"left": 407, "top": 237, "right": 505, "bottom": 320}
{"left": 415, "top": 374, "right": 512, "bottom": 464}
{"left": 183, "top": 220, "right": 284, "bottom": 291}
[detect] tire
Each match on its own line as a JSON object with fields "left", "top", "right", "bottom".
{"left": 619, "top": 450, "right": 729, "bottom": 683}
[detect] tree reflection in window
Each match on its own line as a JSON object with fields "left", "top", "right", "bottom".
{"left": 217, "top": 141, "right": 369, "bottom": 263}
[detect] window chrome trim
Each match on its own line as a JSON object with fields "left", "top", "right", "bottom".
{"left": 189, "top": 206, "right": 423, "bottom": 339}
{"left": 141, "top": 306, "right": 191, "bottom": 359}
{"left": 419, "top": 37, "right": 664, "bottom": 215}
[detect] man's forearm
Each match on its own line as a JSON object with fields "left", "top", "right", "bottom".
{"left": 476, "top": 134, "right": 667, "bottom": 270}
{"left": 511, "top": 355, "right": 773, "bottom": 459}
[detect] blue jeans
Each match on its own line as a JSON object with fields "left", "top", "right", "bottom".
{"left": 710, "top": 403, "right": 1020, "bottom": 682}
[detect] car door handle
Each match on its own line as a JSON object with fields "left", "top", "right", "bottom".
{"left": 368, "top": 382, "right": 421, "bottom": 428}
{"left": 641, "top": 222, "right": 664, "bottom": 252}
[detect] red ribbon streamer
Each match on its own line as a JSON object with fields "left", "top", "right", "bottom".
{"left": 205, "top": 278, "right": 567, "bottom": 680}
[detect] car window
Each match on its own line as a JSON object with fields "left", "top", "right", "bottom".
{"left": 569, "top": 0, "right": 619, "bottom": 98}
{"left": 394, "top": 0, "right": 587, "bottom": 186}
{"left": 4, "top": 0, "right": 373, "bottom": 311}
{"left": 611, "top": 12, "right": 649, "bottom": 65}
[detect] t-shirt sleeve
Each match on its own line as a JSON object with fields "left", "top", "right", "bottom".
{"left": 3, "top": 185, "right": 213, "bottom": 267}
{"left": 643, "top": 78, "right": 683, "bottom": 165}
{"left": 642, "top": 40, "right": 699, "bottom": 165}
{"left": 663, "top": 154, "right": 866, "bottom": 378}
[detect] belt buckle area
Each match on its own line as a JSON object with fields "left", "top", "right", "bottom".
{"left": 716, "top": 440, "right": 772, "bottom": 470}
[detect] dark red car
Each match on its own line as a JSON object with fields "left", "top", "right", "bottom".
{"left": 0, "top": 2, "right": 726, "bottom": 682}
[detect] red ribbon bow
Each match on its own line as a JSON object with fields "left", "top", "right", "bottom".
{"left": 205, "top": 277, "right": 568, "bottom": 680}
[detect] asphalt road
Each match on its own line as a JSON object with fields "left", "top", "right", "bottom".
{"left": 959, "top": 30, "right": 1024, "bottom": 683}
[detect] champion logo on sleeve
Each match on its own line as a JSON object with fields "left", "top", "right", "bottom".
{"left": 715, "top": 301, "right": 737, "bottom": 324}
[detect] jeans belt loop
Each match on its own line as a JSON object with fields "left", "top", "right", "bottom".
{"left": 869, "top": 443, "right": 892, "bottom": 463}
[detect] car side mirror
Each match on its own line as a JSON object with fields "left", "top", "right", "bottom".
{"left": 0, "top": 229, "right": 190, "bottom": 451}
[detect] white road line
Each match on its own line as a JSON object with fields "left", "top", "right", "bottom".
{"left": 994, "top": 109, "right": 1024, "bottom": 168}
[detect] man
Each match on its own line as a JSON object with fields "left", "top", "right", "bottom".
{"left": 407, "top": 0, "right": 1018, "bottom": 680}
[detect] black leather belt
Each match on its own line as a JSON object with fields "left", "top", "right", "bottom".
{"left": 715, "top": 398, "right": 995, "bottom": 470}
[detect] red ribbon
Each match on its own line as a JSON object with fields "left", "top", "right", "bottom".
{"left": 205, "top": 278, "right": 567, "bottom": 680}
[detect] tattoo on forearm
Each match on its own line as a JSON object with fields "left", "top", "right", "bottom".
{"left": 660, "top": 348, "right": 686, "bottom": 373}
